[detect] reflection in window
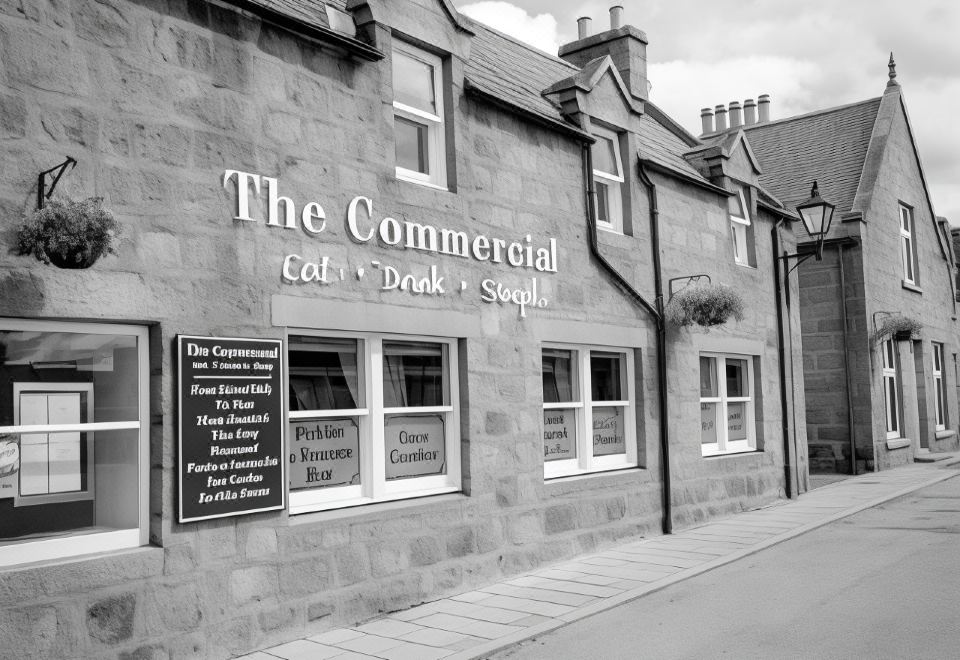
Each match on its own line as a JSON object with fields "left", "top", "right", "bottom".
{"left": 699, "top": 353, "right": 756, "bottom": 455}
{"left": 0, "top": 322, "right": 148, "bottom": 567}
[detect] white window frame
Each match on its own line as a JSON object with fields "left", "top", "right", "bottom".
{"left": 730, "top": 189, "right": 752, "bottom": 267}
{"left": 542, "top": 344, "right": 637, "bottom": 479}
{"left": 392, "top": 40, "right": 447, "bottom": 190}
{"left": 882, "top": 339, "right": 901, "bottom": 439}
{"left": 591, "top": 126, "right": 625, "bottom": 233}
{"left": 900, "top": 204, "right": 917, "bottom": 285}
{"left": 700, "top": 353, "right": 756, "bottom": 456}
{"left": 933, "top": 342, "right": 946, "bottom": 431}
{"left": 0, "top": 319, "right": 149, "bottom": 568}
{"left": 287, "top": 331, "right": 460, "bottom": 514}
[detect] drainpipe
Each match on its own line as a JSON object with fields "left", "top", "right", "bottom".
{"left": 772, "top": 220, "right": 795, "bottom": 498}
{"left": 837, "top": 244, "right": 858, "bottom": 474}
{"left": 581, "top": 145, "right": 672, "bottom": 534}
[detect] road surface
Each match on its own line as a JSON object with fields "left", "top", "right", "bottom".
{"left": 493, "top": 475, "right": 960, "bottom": 660}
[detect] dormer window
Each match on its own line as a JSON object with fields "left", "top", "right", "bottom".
{"left": 591, "top": 127, "right": 624, "bottom": 233}
{"left": 392, "top": 40, "right": 447, "bottom": 189}
{"left": 729, "top": 188, "right": 755, "bottom": 267}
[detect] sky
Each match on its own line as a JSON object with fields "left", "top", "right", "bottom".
{"left": 454, "top": 0, "right": 960, "bottom": 226}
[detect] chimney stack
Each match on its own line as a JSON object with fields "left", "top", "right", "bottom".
{"left": 714, "top": 104, "right": 727, "bottom": 132}
{"left": 728, "top": 100, "right": 742, "bottom": 128}
{"left": 700, "top": 107, "right": 714, "bottom": 135}
{"left": 609, "top": 5, "right": 624, "bottom": 29}
{"left": 559, "top": 8, "right": 650, "bottom": 100}
{"left": 743, "top": 98, "right": 756, "bottom": 126}
{"left": 758, "top": 94, "right": 771, "bottom": 122}
{"left": 577, "top": 16, "right": 591, "bottom": 39}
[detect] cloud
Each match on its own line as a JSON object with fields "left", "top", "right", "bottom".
{"left": 459, "top": 2, "right": 561, "bottom": 54}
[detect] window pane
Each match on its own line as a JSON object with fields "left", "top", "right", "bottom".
{"left": 728, "top": 191, "right": 746, "bottom": 218}
{"left": 592, "top": 406, "right": 626, "bottom": 456}
{"left": 727, "top": 402, "right": 747, "bottom": 441}
{"left": 542, "top": 349, "right": 575, "bottom": 403}
{"left": 0, "top": 330, "right": 140, "bottom": 425}
{"left": 383, "top": 342, "right": 445, "bottom": 407}
{"left": 2, "top": 428, "right": 139, "bottom": 542}
{"left": 700, "top": 357, "right": 718, "bottom": 397}
{"left": 596, "top": 181, "right": 610, "bottom": 222}
{"left": 288, "top": 337, "right": 360, "bottom": 411}
{"left": 726, "top": 359, "right": 748, "bottom": 397}
{"left": 936, "top": 380, "right": 945, "bottom": 426}
{"left": 903, "top": 236, "right": 914, "bottom": 280}
{"left": 384, "top": 413, "right": 445, "bottom": 479}
{"left": 544, "top": 408, "right": 576, "bottom": 461}
{"left": 395, "top": 116, "right": 429, "bottom": 174}
{"left": 700, "top": 402, "right": 718, "bottom": 445}
{"left": 289, "top": 418, "right": 360, "bottom": 490}
{"left": 591, "top": 352, "right": 623, "bottom": 401}
{"left": 592, "top": 136, "right": 619, "bottom": 176}
{"left": 393, "top": 50, "right": 436, "bottom": 114}
{"left": 885, "top": 378, "right": 899, "bottom": 434}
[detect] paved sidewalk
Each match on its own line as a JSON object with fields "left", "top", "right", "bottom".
{"left": 238, "top": 457, "right": 960, "bottom": 660}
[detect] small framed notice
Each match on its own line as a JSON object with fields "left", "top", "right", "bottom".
{"left": 178, "top": 336, "right": 284, "bottom": 522}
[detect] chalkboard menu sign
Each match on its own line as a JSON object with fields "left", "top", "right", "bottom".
{"left": 178, "top": 336, "right": 284, "bottom": 522}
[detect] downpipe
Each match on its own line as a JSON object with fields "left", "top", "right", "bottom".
{"left": 581, "top": 144, "right": 672, "bottom": 534}
{"left": 772, "top": 220, "right": 795, "bottom": 498}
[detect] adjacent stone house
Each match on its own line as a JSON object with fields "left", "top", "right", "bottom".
{"left": 702, "top": 59, "right": 960, "bottom": 474}
{"left": 0, "top": 1, "right": 803, "bottom": 657}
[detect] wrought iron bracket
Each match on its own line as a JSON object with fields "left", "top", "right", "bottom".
{"left": 667, "top": 274, "right": 711, "bottom": 299}
{"left": 37, "top": 156, "right": 77, "bottom": 210}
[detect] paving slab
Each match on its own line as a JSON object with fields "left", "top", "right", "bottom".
{"left": 246, "top": 457, "right": 960, "bottom": 660}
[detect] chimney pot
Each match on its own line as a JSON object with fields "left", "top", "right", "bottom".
{"left": 700, "top": 107, "right": 714, "bottom": 135}
{"left": 577, "top": 16, "right": 591, "bottom": 39}
{"left": 758, "top": 94, "right": 771, "bottom": 122}
{"left": 743, "top": 98, "right": 757, "bottom": 126}
{"left": 714, "top": 104, "right": 728, "bottom": 132}
{"left": 610, "top": 5, "right": 624, "bottom": 29}
{"left": 729, "top": 100, "right": 742, "bottom": 128}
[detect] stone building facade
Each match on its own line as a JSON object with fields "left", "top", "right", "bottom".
{"left": 702, "top": 61, "right": 960, "bottom": 474}
{"left": 0, "top": 1, "right": 804, "bottom": 657}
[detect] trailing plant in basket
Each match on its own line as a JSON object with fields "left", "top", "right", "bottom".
{"left": 665, "top": 283, "right": 745, "bottom": 328}
{"left": 16, "top": 197, "right": 120, "bottom": 268}
{"left": 874, "top": 315, "right": 922, "bottom": 342}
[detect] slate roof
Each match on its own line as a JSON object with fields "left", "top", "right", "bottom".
{"left": 738, "top": 98, "right": 883, "bottom": 212}
{"left": 234, "top": 1, "right": 718, "bottom": 188}
{"left": 461, "top": 17, "right": 578, "bottom": 127}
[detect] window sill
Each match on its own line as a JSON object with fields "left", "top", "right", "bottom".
{"left": 289, "top": 489, "right": 464, "bottom": 522}
{"left": 901, "top": 281, "right": 922, "bottom": 294}
{"left": 395, "top": 171, "right": 449, "bottom": 192}
{"left": 597, "top": 224, "right": 624, "bottom": 236}
{"left": 701, "top": 448, "right": 761, "bottom": 458}
{"left": 886, "top": 437, "right": 911, "bottom": 450}
{"left": 935, "top": 429, "right": 956, "bottom": 440}
{"left": 544, "top": 465, "right": 641, "bottom": 485}
{"left": 734, "top": 261, "right": 757, "bottom": 270}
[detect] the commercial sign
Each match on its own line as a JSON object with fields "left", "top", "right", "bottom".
{"left": 177, "top": 336, "right": 284, "bottom": 522}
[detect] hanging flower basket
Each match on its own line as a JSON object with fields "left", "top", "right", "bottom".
{"left": 665, "top": 283, "right": 745, "bottom": 328}
{"left": 874, "top": 316, "right": 922, "bottom": 342}
{"left": 16, "top": 197, "right": 120, "bottom": 269}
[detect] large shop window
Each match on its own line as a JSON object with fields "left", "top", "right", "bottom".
{"left": 933, "top": 342, "right": 947, "bottom": 431}
{"left": 542, "top": 346, "right": 637, "bottom": 478}
{"left": 0, "top": 320, "right": 149, "bottom": 567}
{"left": 700, "top": 353, "right": 757, "bottom": 456}
{"left": 591, "top": 126, "right": 625, "bottom": 233}
{"left": 287, "top": 334, "right": 460, "bottom": 513}
{"left": 882, "top": 339, "right": 901, "bottom": 439}
{"left": 392, "top": 39, "right": 447, "bottom": 189}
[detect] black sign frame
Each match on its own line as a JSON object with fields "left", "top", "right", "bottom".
{"left": 177, "top": 335, "right": 285, "bottom": 522}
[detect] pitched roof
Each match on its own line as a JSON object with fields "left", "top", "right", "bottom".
{"left": 737, "top": 98, "right": 882, "bottom": 212}
{"left": 461, "top": 17, "right": 578, "bottom": 127}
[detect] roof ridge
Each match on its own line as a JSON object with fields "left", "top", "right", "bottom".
{"left": 460, "top": 14, "right": 580, "bottom": 72}
{"left": 740, "top": 96, "right": 882, "bottom": 132}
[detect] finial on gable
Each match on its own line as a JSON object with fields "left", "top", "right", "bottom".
{"left": 887, "top": 52, "right": 899, "bottom": 87}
